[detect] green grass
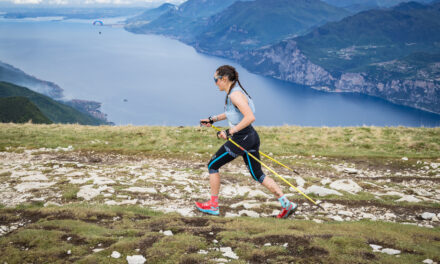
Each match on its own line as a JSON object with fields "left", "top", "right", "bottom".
{"left": 1, "top": 204, "right": 438, "bottom": 263}
{"left": 1, "top": 124, "right": 439, "bottom": 159}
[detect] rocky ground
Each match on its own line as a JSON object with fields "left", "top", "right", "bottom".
{"left": 1, "top": 146, "right": 439, "bottom": 237}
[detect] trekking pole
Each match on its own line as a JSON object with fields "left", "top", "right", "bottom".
{"left": 207, "top": 124, "right": 323, "bottom": 209}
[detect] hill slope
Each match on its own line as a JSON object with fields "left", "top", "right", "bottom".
{"left": 0, "top": 82, "right": 107, "bottom": 125}
{"left": 0, "top": 96, "right": 52, "bottom": 124}
{"left": 240, "top": 1, "right": 440, "bottom": 114}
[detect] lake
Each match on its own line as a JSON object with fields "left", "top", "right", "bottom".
{"left": 0, "top": 18, "right": 439, "bottom": 127}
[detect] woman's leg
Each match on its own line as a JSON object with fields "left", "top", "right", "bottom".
{"left": 261, "top": 176, "right": 283, "bottom": 198}
{"left": 209, "top": 172, "right": 221, "bottom": 196}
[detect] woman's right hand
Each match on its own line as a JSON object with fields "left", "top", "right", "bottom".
{"left": 200, "top": 118, "right": 212, "bottom": 127}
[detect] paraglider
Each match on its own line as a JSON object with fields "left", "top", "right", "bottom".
{"left": 93, "top": 20, "right": 104, "bottom": 26}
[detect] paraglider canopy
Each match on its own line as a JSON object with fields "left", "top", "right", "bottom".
{"left": 93, "top": 20, "right": 104, "bottom": 26}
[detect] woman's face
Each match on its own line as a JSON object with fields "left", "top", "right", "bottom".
{"left": 214, "top": 72, "right": 227, "bottom": 91}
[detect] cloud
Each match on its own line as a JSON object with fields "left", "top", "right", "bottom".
{"left": 1, "top": 0, "right": 184, "bottom": 5}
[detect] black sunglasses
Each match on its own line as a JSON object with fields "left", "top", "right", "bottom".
{"left": 214, "top": 76, "right": 222, "bottom": 83}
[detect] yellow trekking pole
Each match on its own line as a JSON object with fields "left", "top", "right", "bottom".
{"left": 208, "top": 124, "right": 322, "bottom": 209}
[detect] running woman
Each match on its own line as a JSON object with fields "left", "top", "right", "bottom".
{"left": 196, "top": 65, "right": 297, "bottom": 218}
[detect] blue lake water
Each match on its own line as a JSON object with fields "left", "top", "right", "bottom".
{"left": 0, "top": 18, "right": 439, "bottom": 127}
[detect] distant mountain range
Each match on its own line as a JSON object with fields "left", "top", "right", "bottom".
{"left": 240, "top": 1, "right": 440, "bottom": 114}
{"left": 0, "top": 81, "right": 108, "bottom": 125}
{"left": 0, "top": 61, "right": 112, "bottom": 124}
{"left": 126, "top": 0, "right": 440, "bottom": 115}
{"left": 321, "top": 0, "right": 433, "bottom": 12}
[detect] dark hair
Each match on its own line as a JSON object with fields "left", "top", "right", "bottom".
{"left": 216, "top": 65, "right": 251, "bottom": 104}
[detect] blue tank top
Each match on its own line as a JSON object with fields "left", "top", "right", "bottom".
{"left": 224, "top": 86, "right": 255, "bottom": 127}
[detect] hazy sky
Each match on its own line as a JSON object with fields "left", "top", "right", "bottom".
{"left": 0, "top": 0, "right": 184, "bottom": 6}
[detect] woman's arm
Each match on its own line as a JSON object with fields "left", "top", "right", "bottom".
{"left": 229, "top": 91, "right": 255, "bottom": 134}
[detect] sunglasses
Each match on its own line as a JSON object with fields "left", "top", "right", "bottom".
{"left": 214, "top": 76, "right": 222, "bottom": 83}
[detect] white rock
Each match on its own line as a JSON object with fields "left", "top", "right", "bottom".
{"left": 422, "top": 259, "right": 434, "bottom": 264}
{"left": 330, "top": 215, "right": 344, "bottom": 222}
{"left": 421, "top": 212, "right": 436, "bottom": 220}
{"left": 343, "top": 168, "right": 358, "bottom": 174}
{"left": 67, "top": 250, "right": 71, "bottom": 255}
{"left": 396, "top": 195, "right": 420, "bottom": 203}
{"left": 198, "top": 249, "right": 208, "bottom": 254}
{"left": 126, "top": 255, "right": 146, "bottom": 264}
{"left": 329, "top": 179, "right": 362, "bottom": 193}
{"left": 248, "top": 190, "right": 270, "bottom": 198}
{"left": 384, "top": 213, "right": 396, "bottom": 220}
{"left": 264, "top": 243, "right": 271, "bottom": 246}
{"left": 163, "top": 230, "right": 173, "bottom": 236}
{"left": 305, "top": 185, "right": 343, "bottom": 197}
{"left": 225, "top": 212, "right": 239, "bottom": 218}
{"left": 381, "top": 248, "right": 401, "bottom": 255}
{"left": 337, "top": 210, "right": 353, "bottom": 217}
{"left": 220, "top": 247, "right": 239, "bottom": 260}
{"left": 93, "top": 177, "right": 116, "bottom": 185}
{"left": 283, "top": 243, "right": 288, "bottom": 248}
{"left": 44, "top": 201, "right": 61, "bottom": 207}
{"left": 320, "top": 178, "right": 332, "bottom": 185}
{"left": 67, "top": 237, "right": 72, "bottom": 241}
{"left": 369, "top": 244, "right": 382, "bottom": 252}
{"left": 14, "top": 181, "right": 56, "bottom": 192}
{"left": 111, "top": 251, "right": 121, "bottom": 258}
{"left": 21, "top": 173, "right": 48, "bottom": 182}
{"left": 213, "top": 239, "right": 218, "bottom": 244}
{"left": 313, "top": 219, "right": 323, "bottom": 224}
{"left": 93, "top": 248, "right": 104, "bottom": 252}
{"left": 77, "top": 185, "right": 101, "bottom": 201}
{"left": 402, "top": 157, "right": 408, "bottom": 161}
{"left": 432, "top": 216, "right": 439, "bottom": 222}
{"left": 295, "top": 176, "right": 306, "bottom": 187}
{"left": 238, "top": 210, "right": 259, "bottom": 218}
{"left": 214, "top": 258, "right": 229, "bottom": 263}
{"left": 123, "top": 187, "right": 157, "bottom": 194}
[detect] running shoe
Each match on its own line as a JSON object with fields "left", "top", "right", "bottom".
{"left": 195, "top": 201, "right": 220, "bottom": 216}
{"left": 277, "top": 202, "right": 298, "bottom": 219}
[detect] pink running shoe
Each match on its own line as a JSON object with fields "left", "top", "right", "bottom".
{"left": 195, "top": 201, "right": 219, "bottom": 216}
{"left": 277, "top": 202, "right": 298, "bottom": 219}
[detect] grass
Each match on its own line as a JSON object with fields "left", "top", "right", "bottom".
{"left": 0, "top": 204, "right": 439, "bottom": 263}
{"left": 1, "top": 124, "right": 439, "bottom": 159}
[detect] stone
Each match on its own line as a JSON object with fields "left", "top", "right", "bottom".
{"left": 126, "top": 255, "right": 147, "bottom": 264}
{"left": 123, "top": 187, "right": 157, "bottom": 194}
{"left": 421, "top": 212, "right": 436, "bottom": 220}
{"left": 230, "top": 200, "right": 259, "bottom": 209}
{"left": 432, "top": 216, "right": 439, "bottom": 222}
{"left": 198, "top": 249, "right": 208, "bottom": 254}
{"left": 343, "top": 168, "right": 358, "bottom": 174}
{"left": 337, "top": 210, "right": 353, "bottom": 217}
{"left": 163, "top": 230, "right": 173, "bottom": 236}
{"left": 369, "top": 244, "right": 382, "bottom": 252}
{"left": 295, "top": 176, "right": 305, "bottom": 187}
{"left": 77, "top": 185, "right": 102, "bottom": 201}
{"left": 21, "top": 173, "right": 48, "bottom": 181}
{"left": 329, "top": 179, "right": 362, "bottom": 193}
{"left": 384, "top": 213, "right": 396, "bottom": 220}
{"left": 93, "top": 177, "right": 115, "bottom": 185}
{"left": 238, "top": 210, "right": 259, "bottom": 218}
{"left": 93, "top": 248, "right": 104, "bottom": 252}
{"left": 67, "top": 250, "right": 71, "bottom": 255}
{"left": 111, "top": 251, "right": 121, "bottom": 258}
{"left": 423, "top": 259, "right": 434, "bottom": 264}
{"left": 264, "top": 243, "right": 271, "bottom": 246}
{"left": 14, "top": 181, "right": 56, "bottom": 192}
{"left": 396, "top": 195, "right": 420, "bottom": 203}
{"left": 248, "top": 190, "right": 270, "bottom": 198}
{"left": 225, "top": 212, "right": 239, "bottom": 218}
{"left": 313, "top": 219, "right": 323, "bottom": 224}
{"left": 330, "top": 215, "right": 344, "bottom": 222}
{"left": 305, "top": 185, "right": 343, "bottom": 197}
{"left": 402, "top": 157, "right": 408, "bottom": 161}
{"left": 381, "top": 248, "right": 401, "bottom": 255}
{"left": 220, "top": 247, "right": 239, "bottom": 260}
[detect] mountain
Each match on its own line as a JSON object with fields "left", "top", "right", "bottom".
{"left": 125, "top": 0, "right": 239, "bottom": 42}
{"left": 193, "top": 0, "right": 350, "bottom": 55}
{"left": 0, "top": 96, "right": 52, "bottom": 124}
{"left": 0, "top": 81, "right": 108, "bottom": 125}
{"left": 125, "top": 3, "right": 177, "bottom": 24}
{"left": 0, "top": 61, "right": 63, "bottom": 99}
{"left": 321, "top": 0, "right": 433, "bottom": 12}
{"left": 0, "top": 61, "right": 110, "bottom": 123}
{"left": 240, "top": 1, "right": 440, "bottom": 114}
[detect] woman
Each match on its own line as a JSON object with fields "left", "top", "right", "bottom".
{"left": 197, "top": 65, "right": 297, "bottom": 218}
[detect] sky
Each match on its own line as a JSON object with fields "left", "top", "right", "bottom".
{"left": 0, "top": 0, "right": 184, "bottom": 6}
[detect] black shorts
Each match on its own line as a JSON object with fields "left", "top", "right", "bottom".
{"left": 207, "top": 126, "right": 266, "bottom": 184}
